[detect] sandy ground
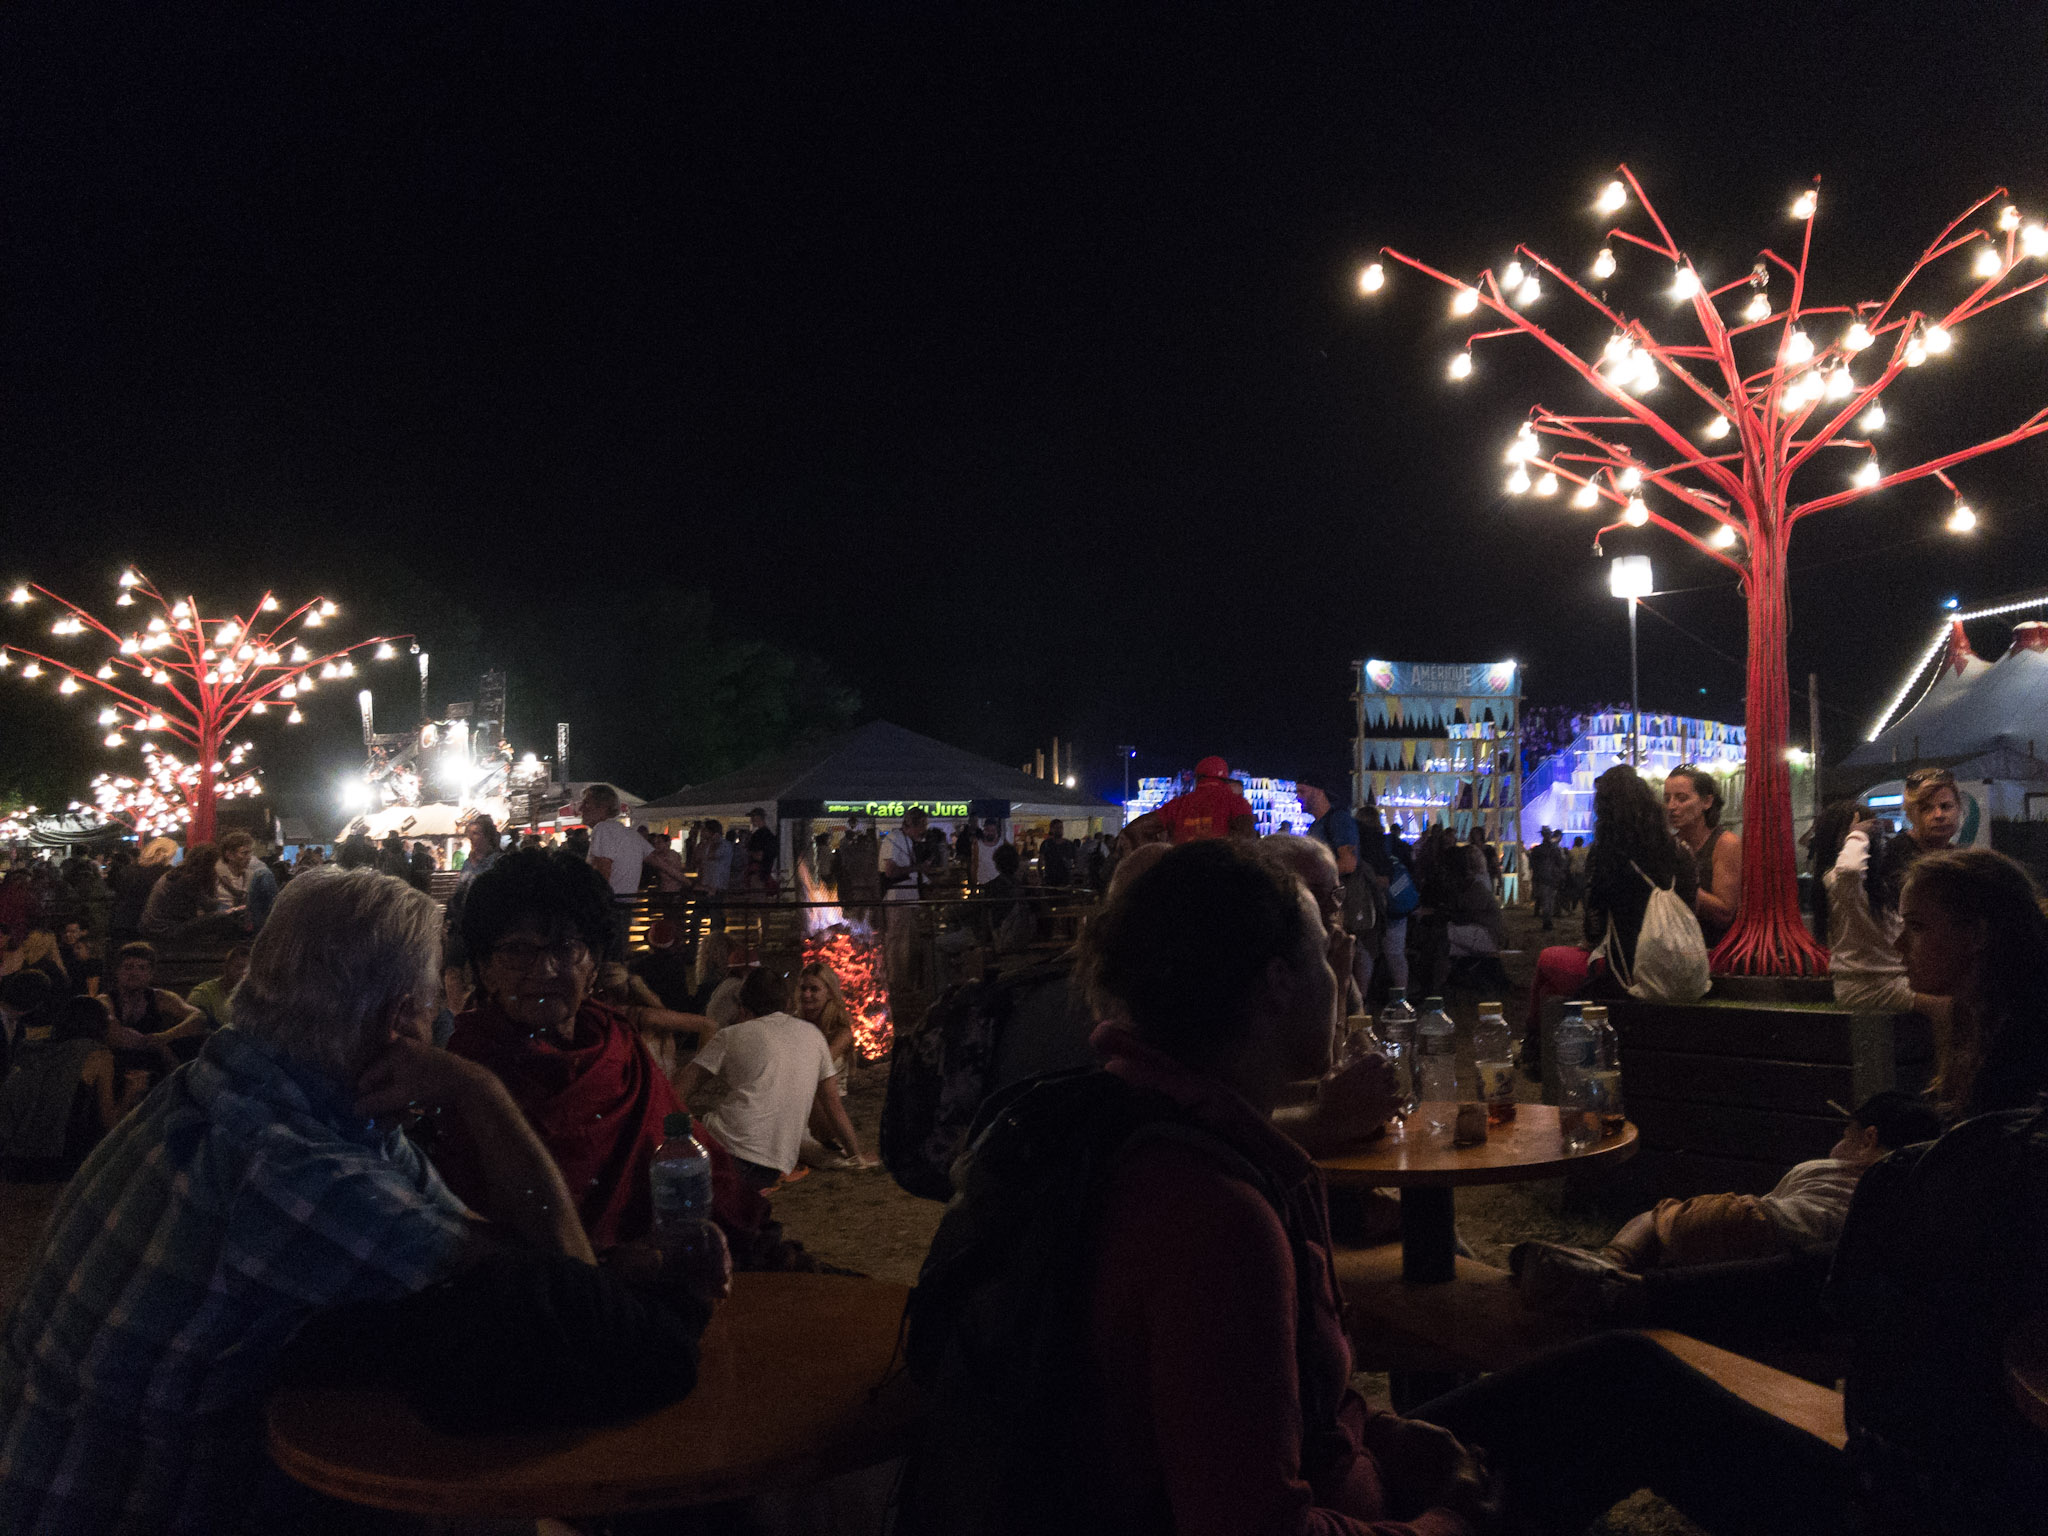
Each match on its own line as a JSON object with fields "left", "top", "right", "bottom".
{"left": 0, "top": 903, "right": 1708, "bottom": 1533}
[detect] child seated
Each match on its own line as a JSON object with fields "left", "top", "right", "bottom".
{"left": 1513, "top": 1090, "right": 1942, "bottom": 1314}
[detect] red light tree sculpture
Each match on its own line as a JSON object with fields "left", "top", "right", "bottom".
{"left": 1361, "top": 169, "right": 2048, "bottom": 974}
{"left": 1, "top": 570, "right": 409, "bottom": 845}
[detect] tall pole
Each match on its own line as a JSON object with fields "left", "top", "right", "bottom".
{"left": 1118, "top": 745, "right": 1135, "bottom": 809}
{"left": 1808, "top": 671, "right": 1823, "bottom": 829}
{"left": 1628, "top": 595, "right": 1641, "bottom": 769}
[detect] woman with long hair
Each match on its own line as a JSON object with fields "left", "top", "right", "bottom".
{"left": 1895, "top": 847, "right": 2048, "bottom": 1119}
{"left": 1665, "top": 765, "right": 1740, "bottom": 945}
{"left": 1523, "top": 766, "right": 1697, "bottom": 1052}
{"left": 794, "top": 961, "right": 865, "bottom": 1166}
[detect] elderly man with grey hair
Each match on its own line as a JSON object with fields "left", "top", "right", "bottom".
{"left": 0, "top": 869, "right": 598, "bottom": 1534}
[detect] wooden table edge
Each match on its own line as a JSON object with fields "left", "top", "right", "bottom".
{"left": 1317, "top": 1119, "right": 1638, "bottom": 1188}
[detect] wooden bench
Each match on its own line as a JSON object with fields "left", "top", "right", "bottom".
{"left": 1333, "top": 1245, "right": 1846, "bottom": 1449}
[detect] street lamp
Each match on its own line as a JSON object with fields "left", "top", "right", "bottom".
{"left": 1609, "top": 556, "right": 1654, "bottom": 770}
{"left": 1117, "top": 744, "right": 1136, "bottom": 811}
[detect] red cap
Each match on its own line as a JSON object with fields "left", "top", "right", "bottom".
{"left": 1195, "top": 756, "right": 1230, "bottom": 778}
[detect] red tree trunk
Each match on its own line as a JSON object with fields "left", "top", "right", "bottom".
{"left": 188, "top": 739, "right": 218, "bottom": 847}
{"left": 1711, "top": 535, "right": 1829, "bottom": 976}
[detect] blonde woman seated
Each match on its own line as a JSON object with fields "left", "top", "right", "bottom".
{"left": 594, "top": 961, "right": 719, "bottom": 1088}
{"left": 794, "top": 961, "right": 862, "bottom": 1168}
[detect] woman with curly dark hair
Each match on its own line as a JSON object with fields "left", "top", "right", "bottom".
{"left": 1665, "top": 765, "right": 1740, "bottom": 945}
{"left": 1522, "top": 765, "right": 1697, "bottom": 1051}
{"left": 434, "top": 849, "right": 807, "bottom": 1269}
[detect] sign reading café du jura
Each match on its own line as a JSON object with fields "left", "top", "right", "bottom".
{"left": 823, "top": 801, "right": 971, "bottom": 819}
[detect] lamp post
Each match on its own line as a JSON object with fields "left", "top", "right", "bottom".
{"left": 1117, "top": 744, "right": 1136, "bottom": 812}
{"left": 1609, "top": 556, "right": 1654, "bottom": 770}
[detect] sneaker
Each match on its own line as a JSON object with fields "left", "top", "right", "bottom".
{"left": 1509, "top": 1240, "right": 1642, "bottom": 1320}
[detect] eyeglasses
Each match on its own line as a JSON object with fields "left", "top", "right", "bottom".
{"left": 490, "top": 939, "right": 591, "bottom": 972}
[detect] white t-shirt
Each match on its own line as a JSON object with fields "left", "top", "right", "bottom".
{"left": 697, "top": 1012, "right": 838, "bottom": 1174}
{"left": 588, "top": 818, "right": 649, "bottom": 899}
{"left": 881, "top": 829, "right": 923, "bottom": 902}
{"left": 1759, "top": 1157, "right": 1867, "bottom": 1250}
{"left": 974, "top": 836, "right": 1001, "bottom": 885}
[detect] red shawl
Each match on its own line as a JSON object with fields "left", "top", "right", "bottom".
{"left": 440, "top": 997, "right": 769, "bottom": 1250}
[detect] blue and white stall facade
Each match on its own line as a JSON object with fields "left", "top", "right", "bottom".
{"left": 1124, "top": 772, "right": 1311, "bottom": 837}
{"left": 1520, "top": 711, "right": 1745, "bottom": 847}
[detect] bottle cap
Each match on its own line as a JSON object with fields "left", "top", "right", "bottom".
{"left": 1479, "top": 1000, "right": 1501, "bottom": 1010}
{"left": 1583, "top": 1005, "right": 1608, "bottom": 1022}
{"left": 663, "top": 1111, "right": 692, "bottom": 1138}
{"left": 1423, "top": 996, "right": 1444, "bottom": 1006}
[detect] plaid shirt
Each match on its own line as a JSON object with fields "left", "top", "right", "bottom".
{"left": 0, "top": 1026, "right": 471, "bottom": 1535}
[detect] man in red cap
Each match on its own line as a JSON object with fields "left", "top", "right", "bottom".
{"left": 1152, "top": 756, "right": 1258, "bottom": 843}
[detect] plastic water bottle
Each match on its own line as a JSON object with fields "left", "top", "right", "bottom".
{"left": 1416, "top": 996, "right": 1458, "bottom": 1136}
{"left": 1472, "top": 1001, "right": 1517, "bottom": 1127}
{"left": 1377, "top": 990, "right": 1418, "bottom": 1118}
{"left": 1585, "top": 1004, "right": 1625, "bottom": 1137}
{"left": 650, "top": 1110, "right": 718, "bottom": 1266}
{"left": 1555, "top": 1003, "right": 1600, "bottom": 1152}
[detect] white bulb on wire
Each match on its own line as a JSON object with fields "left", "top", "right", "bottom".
{"left": 1359, "top": 263, "right": 1386, "bottom": 294}
{"left": 1514, "top": 275, "right": 1541, "bottom": 305}
{"left": 1617, "top": 466, "right": 1642, "bottom": 490}
{"left": 2025, "top": 225, "right": 2048, "bottom": 259}
{"left": 1825, "top": 366, "right": 1855, "bottom": 401}
{"left": 1670, "top": 266, "right": 1700, "bottom": 300}
{"left": 95, "top": 663, "right": 114, "bottom": 679}
{"left": 1974, "top": 248, "right": 2003, "bottom": 279}
{"left": 1709, "top": 524, "right": 1739, "bottom": 550}
{"left": 1743, "top": 292, "right": 1771, "bottom": 323}
{"left": 1502, "top": 261, "right": 1525, "bottom": 291}
{"left": 1704, "top": 415, "right": 1730, "bottom": 440}
{"left": 1534, "top": 472, "right": 1558, "bottom": 497}
{"left": 1859, "top": 403, "right": 1887, "bottom": 432}
{"left": 1784, "top": 329, "right": 1814, "bottom": 365}
{"left": 1842, "top": 321, "right": 1873, "bottom": 352}
{"left": 1924, "top": 323, "right": 1952, "bottom": 354}
{"left": 98, "top": 708, "right": 118, "bottom": 725}
{"left": 1452, "top": 287, "right": 1479, "bottom": 316}
{"left": 1623, "top": 496, "right": 1649, "bottom": 527}
{"left": 1905, "top": 337, "right": 1927, "bottom": 367}
{"left": 104, "top": 733, "right": 124, "bottom": 748}
{"left": 1506, "top": 466, "right": 1532, "bottom": 495}
{"left": 1603, "top": 332, "right": 1631, "bottom": 363}
{"left": 1791, "top": 189, "right": 1817, "bottom": 220}
{"left": 1572, "top": 482, "right": 1600, "bottom": 509}
{"left": 146, "top": 713, "right": 164, "bottom": 729}
{"left": 1999, "top": 205, "right": 2020, "bottom": 232}
{"left": 59, "top": 678, "right": 80, "bottom": 694}
{"left": 8, "top": 587, "right": 30, "bottom": 605}
{"left": 1448, "top": 351, "right": 1472, "bottom": 380}
{"left": 1853, "top": 459, "right": 1882, "bottom": 488}
{"left": 251, "top": 702, "right": 267, "bottom": 715}
{"left": 1597, "top": 180, "right": 1628, "bottom": 214}
{"left": 1630, "top": 354, "right": 1659, "bottom": 392}
{"left": 1947, "top": 503, "right": 1977, "bottom": 534}
{"left": 288, "top": 708, "right": 304, "bottom": 724}
{"left": 1591, "top": 248, "right": 1617, "bottom": 280}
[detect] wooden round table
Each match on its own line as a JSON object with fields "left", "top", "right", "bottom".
{"left": 267, "top": 1271, "right": 922, "bottom": 1518}
{"left": 1318, "top": 1104, "right": 1637, "bottom": 1283}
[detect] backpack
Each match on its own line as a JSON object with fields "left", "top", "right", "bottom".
{"left": 1386, "top": 862, "right": 1421, "bottom": 918}
{"left": 891, "top": 1069, "right": 1336, "bottom": 1536}
{"left": 879, "top": 956, "right": 1074, "bottom": 1200}
{"left": 1596, "top": 860, "right": 1711, "bottom": 1003}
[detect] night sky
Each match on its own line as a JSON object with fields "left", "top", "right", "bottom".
{"left": 5, "top": 2, "right": 2047, "bottom": 813}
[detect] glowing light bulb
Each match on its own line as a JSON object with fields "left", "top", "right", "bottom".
{"left": 1859, "top": 403, "right": 1887, "bottom": 432}
{"left": 1514, "top": 275, "right": 1540, "bottom": 305}
{"left": 1534, "top": 472, "right": 1558, "bottom": 497}
{"left": 118, "top": 571, "right": 137, "bottom": 587}
{"left": 1572, "top": 482, "right": 1600, "bottom": 509}
{"left": 1630, "top": 354, "right": 1658, "bottom": 392}
{"left": 1842, "top": 321, "right": 1872, "bottom": 352}
{"left": 319, "top": 663, "right": 338, "bottom": 680}
{"left": 304, "top": 612, "right": 322, "bottom": 627}
{"left": 1947, "top": 503, "right": 1977, "bottom": 534}
{"left": 374, "top": 643, "right": 396, "bottom": 660}
{"left": 1784, "top": 329, "right": 1813, "bottom": 365}
{"left": 1791, "top": 189, "right": 1817, "bottom": 220}
{"left": 8, "top": 587, "right": 28, "bottom": 605}
{"left": 1826, "top": 366, "right": 1855, "bottom": 401}
{"left": 1618, "top": 466, "right": 1642, "bottom": 489}
{"left": 1999, "top": 205, "right": 2020, "bottom": 232}
{"left": 1924, "top": 323, "right": 1952, "bottom": 354}
{"left": 150, "top": 669, "right": 168, "bottom": 684}
{"left": 281, "top": 681, "right": 298, "bottom": 698}
{"left": 251, "top": 702, "right": 267, "bottom": 715}
{"left": 1709, "top": 524, "right": 1739, "bottom": 550}
{"left": 290, "top": 645, "right": 310, "bottom": 662}
{"left": 0, "top": 652, "right": 9, "bottom": 668}
{"left": 1451, "top": 287, "right": 1479, "bottom": 316}
{"left": 203, "top": 671, "right": 219, "bottom": 685}
{"left": 147, "top": 616, "right": 167, "bottom": 632}
{"left": 171, "top": 601, "right": 188, "bottom": 618}
{"left": 1974, "top": 247, "right": 2003, "bottom": 279}
{"left": 1502, "top": 260, "right": 1525, "bottom": 290}
{"left": 319, "top": 601, "right": 336, "bottom": 617}
{"left": 1704, "top": 415, "right": 1730, "bottom": 440}
{"left": 288, "top": 708, "right": 303, "bottom": 724}
{"left": 1670, "top": 266, "right": 1700, "bottom": 300}
{"left": 146, "top": 713, "right": 164, "bottom": 729}
{"left": 1591, "top": 248, "right": 1616, "bottom": 280}
{"left": 1597, "top": 180, "right": 1628, "bottom": 214}
{"left": 21, "top": 663, "right": 40, "bottom": 678}
{"left": 116, "top": 592, "right": 134, "bottom": 607}
{"left": 261, "top": 596, "right": 279, "bottom": 611}
{"left": 1602, "top": 332, "right": 1631, "bottom": 364}
{"left": 1506, "top": 466, "right": 1532, "bottom": 495}
{"left": 1623, "top": 496, "right": 1649, "bottom": 527}
{"left": 1358, "top": 263, "right": 1385, "bottom": 294}
{"left": 1905, "top": 337, "right": 1927, "bottom": 367}
{"left": 1448, "top": 351, "right": 1472, "bottom": 380}
{"left": 98, "top": 708, "right": 118, "bottom": 725}
{"left": 59, "top": 678, "right": 79, "bottom": 693}
{"left": 96, "top": 663, "right": 114, "bottom": 679}
{"left": 104, "top": 732, "right": 124, "bottom": 748}
{"left": 2025, "top": 225, "right": 2048, "bottom": 258}
{"left": 1742, "top": 293, "right": 1771, "bottom": 323}
{"left": 1853, "top": 459, "right": 1882, "bottom": 488}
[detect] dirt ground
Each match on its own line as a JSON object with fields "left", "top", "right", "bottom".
{"left": 0, "top": 903, "right": 1707, "bottom": 1534}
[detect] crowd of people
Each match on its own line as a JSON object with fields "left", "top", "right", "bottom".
{"left": 0, "top": 755, "right": 2041, "bottom": 1533}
